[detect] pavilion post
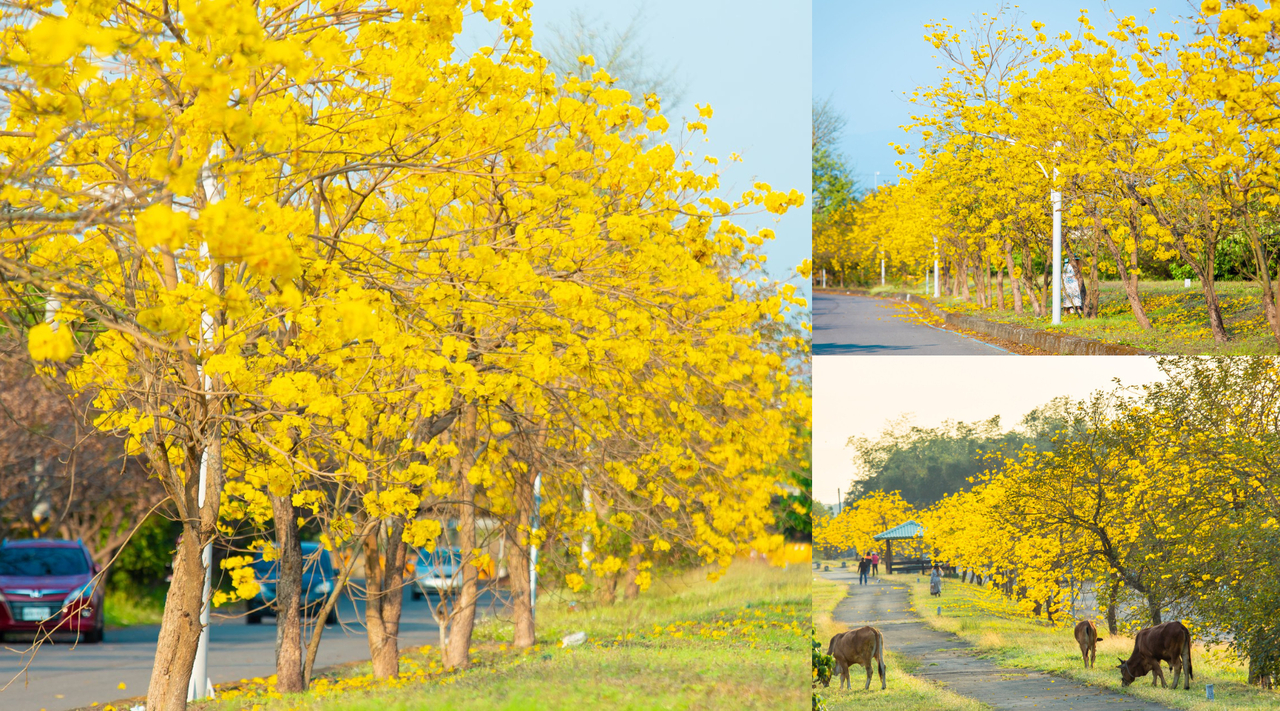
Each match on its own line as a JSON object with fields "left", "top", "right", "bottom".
{"left": 885, "top": 540, "right": 893, "bottom": 574}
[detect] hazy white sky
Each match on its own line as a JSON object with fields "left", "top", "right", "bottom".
{"left": 812, "top": 356, "right": 1170, "bottom": 505}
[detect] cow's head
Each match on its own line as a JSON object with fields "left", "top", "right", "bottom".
{"left": 1118, "top": 658, "right": 1136, "bottom": 687}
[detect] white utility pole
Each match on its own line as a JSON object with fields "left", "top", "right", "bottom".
{"left": 529, "top": 473, "right": 542, "bottom": 619}
{"left": 1050, "top": 167, "right": 1062, "bottom": 325}
{"left": 932, "top": 236, "right": 940, "bottom": 298}
{"left": 990, "top": 135, "right": 1061, "bottom": 324}
{"left": 188, "top": 163, "right": 221, "bottom": 703}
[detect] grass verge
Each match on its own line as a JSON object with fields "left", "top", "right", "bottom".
{"left": 194, "top": 560, "right": 807, "bottom": 711}
{"left": 104, "top": 587, "right": 166, "bottom": 627}
{"left": 911, "top": 577, "right": 1280, "bottom": 711}
{"left": 813, "top": 573, "right": 988, "bottom": 711}
{"left": 907, "top": 280, "right": 1279, "bottom": 355}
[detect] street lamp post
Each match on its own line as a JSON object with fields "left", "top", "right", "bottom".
{"left": 1050, "top": 176, "right": 1062, "bottom": 325}
{"left": 932, "top": 236, "right": 940, "bottom": 298}
{"left": 986, "top": 135, "right": 1061, "bottom": 325}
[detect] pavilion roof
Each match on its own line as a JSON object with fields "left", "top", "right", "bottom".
{"left": 872, "top": 520, "right": 924, "bottom": 541}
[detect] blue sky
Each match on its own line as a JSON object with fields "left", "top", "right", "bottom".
{"left": 479, "top": 1, "right": 812, "bottom": 297}
{"left": 815, "top": 0, "right": 1192, "bottom": 192}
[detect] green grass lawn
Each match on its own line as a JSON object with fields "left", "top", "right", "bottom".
{"left": 813, "top": 573, "right": 988, "bottom": 711}
{"left": 104, "top": 588, "right": 166, "bottom": 628}
{"left": 886, "top": 279, "right": 1280, "bottom": 354}
{"left": 911, "top": 577, "right": 1280, "bottom": 711}
{"left": 196, "top": 561, "right": 808, "bottom": 711}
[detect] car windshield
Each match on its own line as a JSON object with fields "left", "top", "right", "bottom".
{"left": 0, "top": 547, "right": 89, "bottom": 577}
{"left": 251, "top": 546, "right": 334, "bottom": 579}
{"left": 418, "top": 549, "right": 461, "bottom": 566}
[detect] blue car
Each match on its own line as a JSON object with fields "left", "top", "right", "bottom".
{"left": 246, "top": 542, "right": 337, "bottom": 625}
{"left": 410, "top": 548, "right": 462, "bottom": 600}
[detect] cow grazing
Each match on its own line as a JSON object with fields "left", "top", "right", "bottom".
{"left": 1073, "top": 620, "right": 1104, "bottom": 669}
{"left": 825, "top": 626, "right": 886, "bottom": 691}
{"left": 1118, "top": 620, "right": 1193, "bottom": 690}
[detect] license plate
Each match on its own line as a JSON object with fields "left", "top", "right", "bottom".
{"left": 20, "top": 606, "right": 51, "bottom": 621}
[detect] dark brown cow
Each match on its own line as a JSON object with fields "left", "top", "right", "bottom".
{"left": 1118, "top": 620, "right": 1193, "bottom": 690}
{"left": 1073, "top": 620, "right": 1104, "bottom": 669}
{"left": 825, "top": 626, "right": 886, "bottom": 690}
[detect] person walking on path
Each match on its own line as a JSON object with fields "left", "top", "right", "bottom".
{"left": 871, "top": 551, "right": 880, "bottom": 576}
{"left": 930, "top": 564, "right": 943, "bottom": 597}
{"left": 858, "top": 555, "right": 871, "bottom": 585}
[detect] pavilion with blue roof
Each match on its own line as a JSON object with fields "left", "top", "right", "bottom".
{"left": 872, "top": 519, "right": 925, "bottom": 574}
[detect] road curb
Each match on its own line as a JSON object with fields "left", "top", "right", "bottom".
{"left": 817, "top": 289, "right": 1151, "bottom": 356}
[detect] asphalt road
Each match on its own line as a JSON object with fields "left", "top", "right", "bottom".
{"left": 814, "top": 292, "right": 1009, "bottom": 355}
{"left": 0, "top": 587, "right": 507, "bottom": 711}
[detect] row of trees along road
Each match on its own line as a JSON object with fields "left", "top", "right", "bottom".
{"left": 0, "top": 2, "right": 809, "bottom": 710}
{"left": 821, "top": 3, "right": 1280, "bottom": 348}
{"left": 819, "top": 357, "right": 1280, "bottom": 686}
{"left": 0, "top": 343, "right": 166, "bottom": 560}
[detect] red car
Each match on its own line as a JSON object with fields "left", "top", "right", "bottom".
{"left": 0, "top": 539, "right": 105, "bottom": 643}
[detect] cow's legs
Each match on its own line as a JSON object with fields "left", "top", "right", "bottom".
{"left": 864, "top": 661, "right": 873, "bottom": 690}
{"left": 1153, "top": 664, "right": 1167, "bottom": 688}
{"left": 1089, "top": 644, "right": 1096, "bottom": 669}
{"left": 877, "top": 653, "right": 886, "bottom": 690}
{"left": 1171, "top": 659, "right": 1182, "bottom": 689}
{"left": 841, "top": 664, "right": 851, "bottom": 690}
{"left": 1080, "top": 645, "right": 1089, "bottom": 669}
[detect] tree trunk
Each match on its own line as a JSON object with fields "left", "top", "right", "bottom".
{"left": 270, "top": 492, "right": 304, "bottom": 692}
{"left": 1106, "top": 574, "right": 1120, "bottom": 635}
{"left": 1243, "top": 212, "right": 1280, "bottom": 349}
{"left": 145, "top": 438, "right": 222, "bottom": 711}
{"left": 507, "top": 466, "right": 536, "bottom": 648}
{"left": 1020, "top": 244, "right": 1044, "bottom": 317}
{"left": 1041, "top": 251, "right": 1052, "bottom": 314}
{"left": 304, "top": 541, "right": 360, "bottom": 686}
{"left": 1147, "top": 596, "right": 1162, "bottom": 626}
{"left": 444, "top": 450, "right": 480, "bottom": 669}
{"left": 1098, "top": 218, "right": 1152, "bottom": 329}
{"left": 598, "top": 573, "right": 619, "bottom": 605}
{"left": 996, "top": 257, "right": 1006, "bottom": 311}
{"left": 1089, "top": 224, "right": 1100, "bottom": 318}
{"left": 622, "top": 553, "right": 642, "bottom": 600}
{"left": 1005, "top": 241, "right": 1023, "bottom": 314}
{"left": 364, "top": 519, "right": 406, "bottom": 679}
{"left": 145, "top": 519, "right": 207, "bottom": 711}
{"left": 506, "top": 523, "right": 534, "bottom": 648}
{"left": 1174, "top": 237, "right": 1229, "bottom": 343}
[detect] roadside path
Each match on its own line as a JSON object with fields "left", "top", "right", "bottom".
{"left": 819, "top": 569, "right": 1173, "bottom": 710}
{"left": 813, "top": 292, "right": 1008, "bottom": 355}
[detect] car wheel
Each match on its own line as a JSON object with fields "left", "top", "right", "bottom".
{"left": 246, "top": 597, "right": 266, "bottom": 624}
{"left": 411, "top": 588, "right": 423, "bottom": 601}
{"left": 86, "top": 626, "right": 103, "bottom": 643}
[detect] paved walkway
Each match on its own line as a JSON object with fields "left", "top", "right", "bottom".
{"left": 813, "top": 292, "right": 1008, "bottom": 355}
{"left": 819, "top": 569, "right": 1174, "bottom": 710}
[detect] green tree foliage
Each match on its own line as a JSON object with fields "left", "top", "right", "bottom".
{"left": 846, "top": 416, "right": 1013, "bottom": 508}
{"left": 845, "top": 400, "right": 1086, "bottom": 510}
{"left": 812, "top": 98, "right": 857, "bottom": 220}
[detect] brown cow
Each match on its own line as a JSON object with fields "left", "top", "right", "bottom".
{"left": 825, "top": 626, "right": 886, "bottom": 690}
{"left": 1073, "top": 620, "right": 1104, "bottom": 669}
{"left": 1118, "top": 620, "right": 1193, "bottom": 690}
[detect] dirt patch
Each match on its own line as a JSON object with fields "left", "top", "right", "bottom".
{"left": 819, "top": 571, "right": 1175, "bottom": 710}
